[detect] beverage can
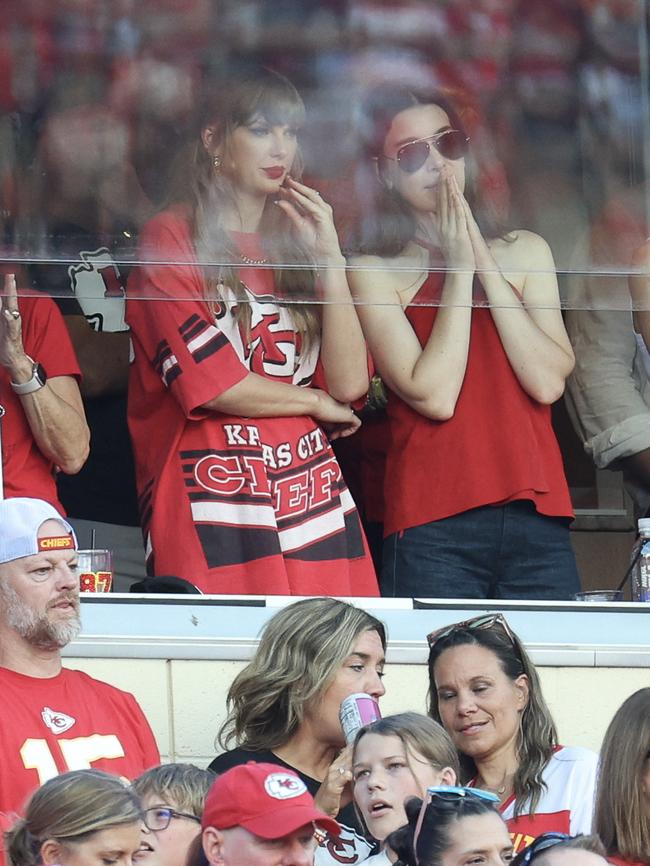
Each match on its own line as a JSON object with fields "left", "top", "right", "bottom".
{"left": 339, "top": 693, "right": 381, "bottom": 744}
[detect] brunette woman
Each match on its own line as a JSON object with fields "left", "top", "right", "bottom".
{"left": 594, "top": 688, "right": 650, "bottom": 866}
{"left": 386, "top": 787, "right": 513, "bottom": 866}
{"left": 349, "top": 86, "right": 579, "bottom": 600}
{"left": 427, "top": 614, "right": 597, "bottom": 857}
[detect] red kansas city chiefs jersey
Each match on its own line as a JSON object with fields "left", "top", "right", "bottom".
{"left": 126, "top": 207, "right": 378, "bottom": 596}
{"left": 0, "top": 665, "right": 160, "bottom": 821}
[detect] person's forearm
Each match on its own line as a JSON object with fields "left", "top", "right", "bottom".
{"left": 202, "top": 371, "right": 322, "bottom": 417}
{"left": 318, "top": 258, "right": 370, "bottom": 402}
{"left": 480, "top": 271, "right": 574, "bottom": 403}
{"left": 407, "top": 270, "right": 474, "bottom": 418}
{"left": 10, "top": 363, "right": 90, "bottom": 474}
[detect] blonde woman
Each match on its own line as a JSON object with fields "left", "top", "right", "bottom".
{"left": 210, "top": 597, "right": 386, "bottom": 866}
{"left": 127, "top": 66, "right": 377, "bottom": 595}
{"left": 5, "top": 770, "right": 142, "bottom": 866}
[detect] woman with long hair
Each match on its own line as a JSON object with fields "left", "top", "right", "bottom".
{"left": 427, "top": 614, "right": 597, "bottom": 857}
{"left": 594, "top": 687, "right": 650, "bottom": 866}
{"left": 210, "top": 597, "right": 386, "bottom": 866}
{"left": 5, "top": 769, "right": 142, "bottom": 866}
{"left": 348, "top": 84, "right": 579, "bottom": 600}
{"left": 126, "top": 65, "right": 378, "bottom": 595}
{"left": 385, "top": 787, "right": 512, "bottom": 866}
{"left": 352, "top": 713, "right": 459, "bottom": 866}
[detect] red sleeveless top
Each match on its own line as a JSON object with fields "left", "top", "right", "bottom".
{"left": 382, "top": 267, "right": 573, "bottom": 536}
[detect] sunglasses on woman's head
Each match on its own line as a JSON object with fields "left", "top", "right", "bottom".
{"left": 383, "top": 129, "right": 469, "bottom": 174}
{"left": 426, "top": 612, "right": 517, "bottom": 649}
{"left": 516, "top": 833, "right": 571, "bottom": 865}
{"left": 413, "top": 786, "right": 499, "bottom": 866}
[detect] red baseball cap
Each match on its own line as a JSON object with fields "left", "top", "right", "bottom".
{"left": 202, "top": 763, "right": 340, "bottom": 840}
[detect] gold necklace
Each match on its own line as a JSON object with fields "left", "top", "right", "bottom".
{"left": 478, "top": 770, "right": 513, "bottom": 797}
{"left": 239, "top": 252, "right": 268, "bottom": 266}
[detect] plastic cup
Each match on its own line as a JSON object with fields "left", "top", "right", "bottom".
{"left": 76, "top": 549, "right": 113, "bottom": 593}
{"left": 573, "top": 590, "right": 623, "bottom": 603}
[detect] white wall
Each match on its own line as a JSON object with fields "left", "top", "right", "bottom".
{"left": 64, "top": 656, "right": 649, "bottom": 766}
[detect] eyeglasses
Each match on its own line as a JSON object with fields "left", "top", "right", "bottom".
{"left": 515, "top": 833, "right": 571, "bottom": 865}
{"left": 426, "top": 613, "right": 517, "bottom": 649}
{"left": 413, "top": 787, "right": 499, "bottom": 866}
{"left": 143, "top": 807, "right": 201, "bottom": 832}
{"left": 383, "top": 130, "right": 469, "bottom": 174}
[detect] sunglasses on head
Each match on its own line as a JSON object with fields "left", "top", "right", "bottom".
{"left": 426, "top": 613, "right": 517, "bottom": 650}
{"left": 413, "top": 787, "right": 500, "bottom": 866}
{"left": 383, "top": 129, "right": 469, "bottom": 174}
{"left": 516, "top": 833, "right": 571, "bottom": 865}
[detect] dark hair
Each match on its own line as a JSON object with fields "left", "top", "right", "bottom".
{"left": 427, "top": 621, "right": 557, "bottom": 818}
{"left": 511, "top": 834, "right": 607, "bottom": 866}
{"left": 386, "top": 793, "right": 506, "bottom": 866}
{"left": 169, "top": 64, "right": 319, "bottom": 347}
{"left": 594, "top": 687, "right": 650, "bottom": 865}
{"left": 354, "top": 85, "right": 504, "bottom": 257}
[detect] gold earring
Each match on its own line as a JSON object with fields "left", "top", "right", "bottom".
{"left": 213, "top": 155, "right": 222, "bottom": 171}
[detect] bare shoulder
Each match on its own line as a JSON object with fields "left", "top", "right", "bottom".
{"left": 489, "top": 229, "right": 554, "bottom": 269}
{"left": 489, "top": 229, "right": 557, "bottom": 298}
{"left": 348, "top": 251, "right": 423, "bottom": 303}
{"left": 632, "top": 237, "right": 650, "bottom": 268}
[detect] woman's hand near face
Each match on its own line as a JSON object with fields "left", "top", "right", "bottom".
{"left": 274, "top": 177, "right": 344, "bottom": 266}
{"left": 431, "top": 171, "right": 475, "bottom": 272}
{"left": 314, "top": 745, "right": 354, "bottom": 817}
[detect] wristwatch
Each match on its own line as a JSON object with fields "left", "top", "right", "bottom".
{"left": 10, "top": 358, "right": 48, "bottom": 395}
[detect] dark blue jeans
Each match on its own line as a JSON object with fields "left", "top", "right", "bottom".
{"left": 381, "top": 500, "right": 581, "bottom": 600}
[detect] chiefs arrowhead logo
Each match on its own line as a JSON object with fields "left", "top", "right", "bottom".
{"left": 264, "top": 772, "right": 307, "bottom": 800}
{"left": 41, "top": 706, "right": 76, "bottom": 734}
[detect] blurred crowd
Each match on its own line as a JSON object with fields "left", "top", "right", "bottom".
{"left": 0, "top": 0, "right": 649, "bottom": 599}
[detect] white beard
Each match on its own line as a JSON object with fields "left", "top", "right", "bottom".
{"left": 0, "top": 581, "right": 81, "bottom": 649}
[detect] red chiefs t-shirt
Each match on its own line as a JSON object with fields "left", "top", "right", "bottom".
{"left": 0, "top": 665, "right": 159, "bottom": 826}
{"left": 0, "top": 295, "right": 81, "bottom": 511}
{"left": 126, "top": 207, "right": 378, "bottom": 595}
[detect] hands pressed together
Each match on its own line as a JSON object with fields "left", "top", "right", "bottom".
{"left": 429, "top": 168, "right": 494, "bottom": 275}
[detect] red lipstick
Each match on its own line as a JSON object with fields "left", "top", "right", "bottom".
{"left": 263, "top": 166, "right": 284, "bottom": 179}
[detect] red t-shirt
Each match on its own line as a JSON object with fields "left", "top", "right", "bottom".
{"left": 126, "top": 207, "right": 378, "bottom": 595}
{"left": 383, "top": 269, "right": 573, "bottom": 536}
{"left": 0, "top": 295, "right": 81, "bottom": 510}
{"left": 0, "top": 665, "right": 159, "bottom": 825}
{"left": 608, "top": 856, "right": 647, "bottom": 866}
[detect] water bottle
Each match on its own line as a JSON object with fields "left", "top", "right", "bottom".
{"left": 632, "top": 518, "right": 650, "bottom": 602}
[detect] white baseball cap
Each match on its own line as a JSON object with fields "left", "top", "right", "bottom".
{"left": 0, "top": 498, "right": 77, "bottom": 565}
